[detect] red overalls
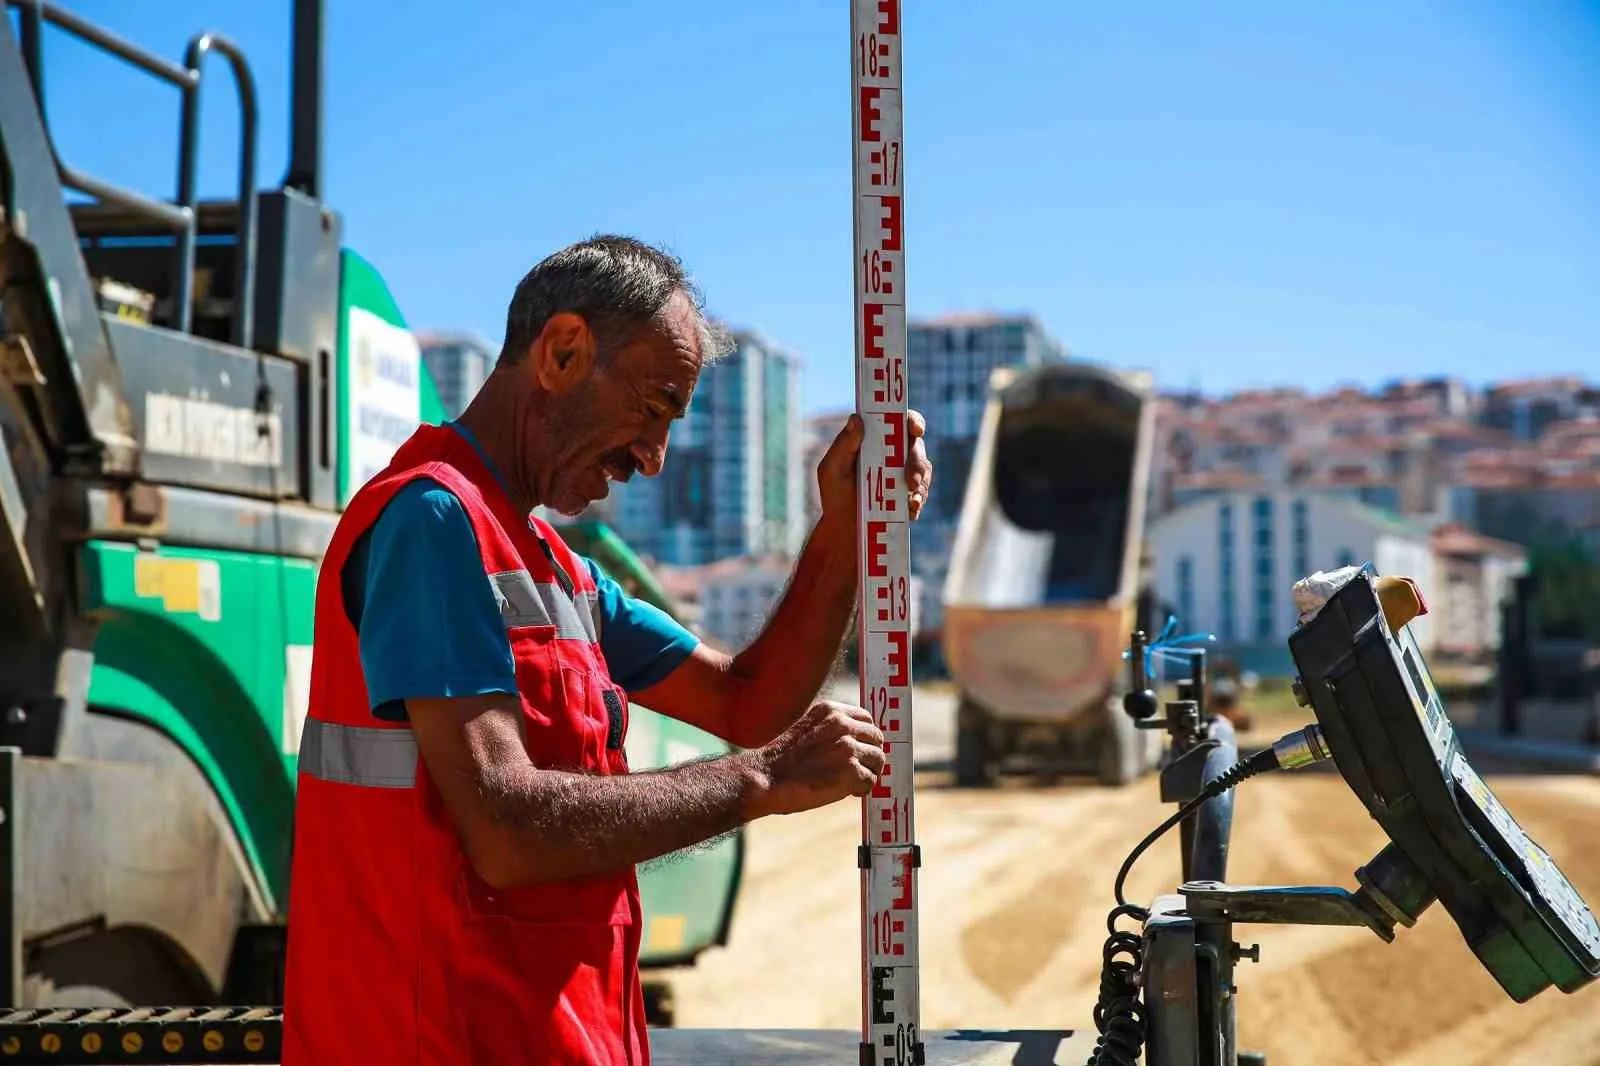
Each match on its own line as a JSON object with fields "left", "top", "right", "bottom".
{"left": 281, "top": 423, "right": 648, "bottom": 1066}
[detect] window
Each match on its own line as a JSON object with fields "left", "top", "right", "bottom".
{"left": 1252, "top": 496, "right": 1275, "bottom": 640}
{"left": 1292, "top": 498, "right": 1310, "bottom": 579}
{"left": 1218, "top": 503, "right": 1236, "bottom": 641}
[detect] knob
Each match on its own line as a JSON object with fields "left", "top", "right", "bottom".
{"left": 1123, "top": 688, "right": 1158, "bottom": 720}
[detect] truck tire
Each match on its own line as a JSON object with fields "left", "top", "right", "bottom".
{"left": 23, "top": 925, "right": 212, "bottom": 1008}
{"left": 954, "top": 698, "right": 998, "bottom": 788}
{"left": 1095, "top": 698, "right": 1146, "bottom": 787}
{"left": 643, "top": 980, "right": 676, "bottom": 1028}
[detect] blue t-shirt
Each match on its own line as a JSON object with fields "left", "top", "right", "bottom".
{"left": 340, "top": 424, "right": 699, "bottom": 721}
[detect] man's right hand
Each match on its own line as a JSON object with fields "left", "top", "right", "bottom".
{"left": 744, "top": 700, "right": 886, "bottom": 818}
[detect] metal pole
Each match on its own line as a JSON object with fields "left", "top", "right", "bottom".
{"left": 851, "top": 2, "right": 922, "bottom": 1063}
{"left": 285, "top": 0, "right": 324, "bottom": 197}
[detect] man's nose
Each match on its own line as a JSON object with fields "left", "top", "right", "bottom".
{"left": 630, "top": 429, "right": 668, "bottom": 478}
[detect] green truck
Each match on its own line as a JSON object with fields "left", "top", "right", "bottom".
{"left": 0, "top": 0, "right": 739, "bottom": 1021}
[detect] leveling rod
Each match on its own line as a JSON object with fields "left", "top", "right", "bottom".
{"left": 850, "top": 2, "right": 922, "bottom": 1065}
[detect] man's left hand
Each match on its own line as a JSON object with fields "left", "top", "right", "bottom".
{"left": 817, "top": 409, "right": 933, "bottom": 524}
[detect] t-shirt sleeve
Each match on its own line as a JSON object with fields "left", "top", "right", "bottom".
{"left": 344, "top": 479, "right": 518, "bottom": 721}
{"left": 581, "top": 557, "right": 701, "bottom": 694}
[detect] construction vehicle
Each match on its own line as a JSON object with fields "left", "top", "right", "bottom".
{"left": 942, "top": 360, "right": 1165, "bottom": 787}
{"left": 0, "top": 0, "right": 739, "bottom": 1017}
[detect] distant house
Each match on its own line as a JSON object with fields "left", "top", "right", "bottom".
{"left": 1148, "top": 490, "right": 1436, "bottom": 675}
{"left": 1429, "top": 524, "right": 1529, "bottom": 663}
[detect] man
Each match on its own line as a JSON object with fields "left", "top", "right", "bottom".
{"left": 282, "top": 235, "right": 933, "bottom": 1066}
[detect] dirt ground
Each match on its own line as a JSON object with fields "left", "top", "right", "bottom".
{"left": 665, "top": 764, "right": 1600, "bottom": 1066}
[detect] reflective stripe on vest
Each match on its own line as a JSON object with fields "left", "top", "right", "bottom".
{"left": 299, "top": 718, "right": 416, "bottom": 789}
{"left": 488, "top": 568, "right": 600, "bottom": 643}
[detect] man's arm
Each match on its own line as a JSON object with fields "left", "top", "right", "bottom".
{"left": 634, "top": 412, "right": 933, "bottom": 749}
{"left": 410, "top": 694, "right": 883, "bottom": 887}
{"left": 350, "top": 483, "right": 885, "bottom": 889}
{"left": 409, "top": 694, "right": 765, "bottom": 886}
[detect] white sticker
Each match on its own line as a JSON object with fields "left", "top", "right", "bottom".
{"left": 344, "top": 307, "right": 423, "bottom": 502}
{"left": 144, "top": 392, "right": 283, "bottom": 468}
{"left": 283, "top": 644, "right": 314, "bottom": 755}
{"left": 196, "top": 559, "right": 222, "bottom": 623}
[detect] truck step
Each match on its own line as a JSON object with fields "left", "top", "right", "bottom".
{"left": 0, "top": 1007, "right": 281, "bottom": 1064}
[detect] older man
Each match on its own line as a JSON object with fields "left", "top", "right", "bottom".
{"left": 282, "top": 235, "right": 933, "bottom": 1066}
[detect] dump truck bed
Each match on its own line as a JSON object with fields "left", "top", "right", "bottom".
{"left": 943, "top": 361, "right": 1155, "bottom": 724}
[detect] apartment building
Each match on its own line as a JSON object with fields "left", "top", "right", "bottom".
{"left": 1148, "top": 490, "right": 1438, "bottom": 673}
{"left": 417, "top": 330, "right": 497, "bottom": 418}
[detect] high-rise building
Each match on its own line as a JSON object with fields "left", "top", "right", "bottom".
{"left": 417, "top": 331, "right": 497, "bottom": 418}
{"left": 608, "top": 329, "right": 805, "bottom": 566}
{"left": 905, "top": 312, "right": 1068, "bottom": 615}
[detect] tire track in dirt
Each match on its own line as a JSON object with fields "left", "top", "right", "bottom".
{"left": 669, "top": 766, "right": 1600, "bottom": 1066}
{"left": 1230, "top": 776, "right": 1600, "bottom": 1066}
{"left": 955, "top": 785, "right": 1154, "bottom": 1006}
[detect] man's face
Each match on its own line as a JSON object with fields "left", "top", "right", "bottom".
{"left": 533, "top": 291, "right": 704, "bottom": 516}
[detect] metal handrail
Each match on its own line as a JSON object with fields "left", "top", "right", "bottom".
{"left": 8, "top": 0, "right": 260, "bottom": 346}
{"left": 179, "top": 31, "right": 259, "bottom": 349}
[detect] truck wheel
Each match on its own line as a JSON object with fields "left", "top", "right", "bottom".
{"left": 954, "top": 699, "right": 998, "bottom": 788}
{"left": 1095, "top": 699, "right": 1146, "bottom": 787}
{"left": 643, "top": 979, "right": 676, "bottom": 1027}
{"left": 24, "top": 925, "right": 211, "bottom": 1008}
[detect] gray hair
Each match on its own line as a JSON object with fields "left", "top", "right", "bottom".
{"left": 498, "top": 234, "right": 735, "bottom": 368}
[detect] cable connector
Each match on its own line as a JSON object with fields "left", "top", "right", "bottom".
{"left": 1268, "top": 724, "right": 1333, "bottom": 771}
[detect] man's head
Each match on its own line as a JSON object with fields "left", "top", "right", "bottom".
{"left": 493, "top": 235, "right": 733, "bottom": 515}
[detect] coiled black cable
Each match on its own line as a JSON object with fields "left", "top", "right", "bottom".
{"left": 1085, "top": 903, "right": 1148, "bottom": 1065}
{"left": 1084, "top": 746, "right": 1282, "bottom": 1066}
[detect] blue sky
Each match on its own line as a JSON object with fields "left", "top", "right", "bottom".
{"left": 23, "top": 0, "right": 1600, "bottom": 416}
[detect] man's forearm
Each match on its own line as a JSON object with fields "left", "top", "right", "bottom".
{"left": 474, "top": 751, "right": 766, "bottom": 887}
{"left": 726, "top": 512, "right": 858, "bottom": 746}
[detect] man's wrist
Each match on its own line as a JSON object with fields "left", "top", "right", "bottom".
{"left": 729, "top": 748, "right": 776, "bottom": 822}
{"left": 813, "top": 507, "right": 857, "bottom": 561}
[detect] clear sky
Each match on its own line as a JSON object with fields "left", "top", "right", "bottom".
{"left": 23, "top": 0, "right": 1600, "bottom": 417}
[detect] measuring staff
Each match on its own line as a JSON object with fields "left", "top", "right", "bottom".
{"left": 279, "top": 235, "right": 932, "bottom": 1066}
{"left": 851, "top": 2, "right": 924, "bottom": 1063}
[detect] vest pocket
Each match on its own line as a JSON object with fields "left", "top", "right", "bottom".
{"left": 453, "top": 868, "right": 637, "bottom": 1064}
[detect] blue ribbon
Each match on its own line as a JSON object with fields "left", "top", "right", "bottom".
{"left": 1121, "top": 614, "right": 1216, "bottom": 682}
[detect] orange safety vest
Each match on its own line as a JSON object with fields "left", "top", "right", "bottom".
{"left": 281, "top": 422, "right": 647, "bottom": 1066}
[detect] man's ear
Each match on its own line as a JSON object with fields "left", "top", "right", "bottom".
{"left": 530, "top": 311, "right": 597, "bottom": 394}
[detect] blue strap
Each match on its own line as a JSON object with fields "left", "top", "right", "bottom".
{"left": 1121, "top": 614, "right": 1215, "bottom": 681}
